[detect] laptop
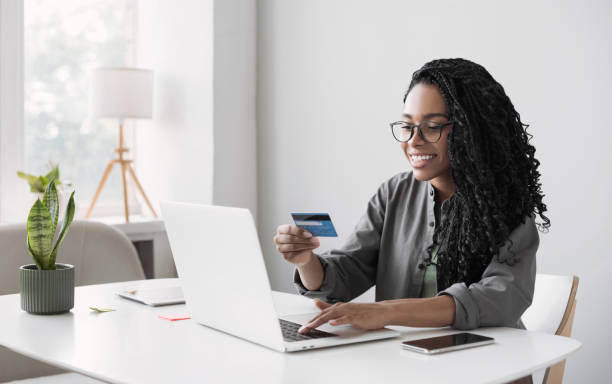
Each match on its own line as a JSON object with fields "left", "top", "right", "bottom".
{"left": 117, "top": 286, "right": 185, "bottom": 306}
{"left": 160, "top": 201, "right": 400, "bottom": 352}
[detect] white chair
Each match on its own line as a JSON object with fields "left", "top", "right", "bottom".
{"left": 521, "top": 274, "right": 579, "bottom": 384}
{"left": 0, "top": 220, "right": 145, "bottom": 383}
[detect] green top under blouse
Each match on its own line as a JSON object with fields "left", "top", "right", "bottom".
{"left": 420, "top": 200, "right": 441, "bottom": 298}
{"left": 420, "top": 245, "right": 439, "bottom": 298}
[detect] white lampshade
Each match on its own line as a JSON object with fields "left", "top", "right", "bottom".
{"left": 89, "top": 67, "right": 153, "bottom": 119}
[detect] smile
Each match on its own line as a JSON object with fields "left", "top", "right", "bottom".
{"left": 410, "top": 154, "right": 436, "bottom": 161}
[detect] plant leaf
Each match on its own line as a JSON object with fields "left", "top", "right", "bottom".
{"left": 26, "top": 235, "right": 44, "bottom": 270}
{"left": 43, "top": 180, "right": 59, "bottom": 234}
{"left": 45, "top": 167, "right": 59, "bottom": 181}
{"left": 27, "top": 199, "right": 54, "bottom": 269}
{"left": 17, "top": 171, "right": 38, "bottom": 184}
{"left": 34, "top": 176, "right": 47, "bottom": 193}
{"left": 17, "top": 171, "right": 45, "bottom": 193}
{"left": 49, "top": 191, "right": 75, "bottom": 268}
{"left": 44, "top": 166, "right": 61, "bottom": 185}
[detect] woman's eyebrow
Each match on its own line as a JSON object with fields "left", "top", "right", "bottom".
{"left": 403, "top": 113, "right": 449, "bottom": 119}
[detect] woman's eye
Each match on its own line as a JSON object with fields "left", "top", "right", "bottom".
{"left": 425, "top": 122, "right": 444, "bottom": 129}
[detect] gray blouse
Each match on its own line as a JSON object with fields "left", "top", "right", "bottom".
{"left": 293, "top": 171, "right": 538, "bottom": 330}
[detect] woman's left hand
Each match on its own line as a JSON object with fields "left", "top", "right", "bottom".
{"left": 298, "top": 299, "right": 390, "bottom": 334}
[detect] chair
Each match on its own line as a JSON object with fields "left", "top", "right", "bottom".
{"left": 521, "top": 274, "right": 579, "bottom": 384}
{"left": 0, "top": 220, "right": 145, "bottom": 382}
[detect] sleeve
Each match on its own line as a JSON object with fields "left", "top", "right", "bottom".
{"left": 438, "top": 216, "right": 538, "bottom": 330}
{"left": 293, "top": 180, "right": 388, "bottom": 303}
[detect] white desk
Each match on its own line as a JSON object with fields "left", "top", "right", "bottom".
{"left": 0, "top": 278, "right": 581, "bottom": 384}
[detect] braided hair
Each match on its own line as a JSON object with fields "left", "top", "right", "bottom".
{"left": 403, "top": 58, "right": 550, "bottom": 291}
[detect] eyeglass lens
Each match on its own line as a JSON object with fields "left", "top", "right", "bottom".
{"left": 392, "top": 122, "right": 444, "bottom": 143}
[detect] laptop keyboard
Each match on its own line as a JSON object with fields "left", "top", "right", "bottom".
{"left": 279, "top": 319, "right": 336, "bottom": 342}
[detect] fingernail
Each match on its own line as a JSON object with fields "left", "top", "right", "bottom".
{"left": 303, "top": 232, "right": 312, "bottom": 238}
{"left": 298, "top": 326, "right": 306, "bottom": 333}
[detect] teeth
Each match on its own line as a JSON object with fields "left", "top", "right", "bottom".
{"left": 411, "top": 155, "right": 435, "bottom": 161}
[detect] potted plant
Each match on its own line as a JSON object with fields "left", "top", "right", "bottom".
{"left": 20, "top": 180, "right": 76, "bottom": 314}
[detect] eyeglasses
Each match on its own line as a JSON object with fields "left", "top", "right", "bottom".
{"left": 389, "top": 120, "right": 453, "bottom": 143}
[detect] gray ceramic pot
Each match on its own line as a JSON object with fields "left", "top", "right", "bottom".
{"left": 19, "top": 263, "right": 75, "bottom": 314}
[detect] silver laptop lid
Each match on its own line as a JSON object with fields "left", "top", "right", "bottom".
{"left": 161, "top": 201, "right": 285, "bottom": 352}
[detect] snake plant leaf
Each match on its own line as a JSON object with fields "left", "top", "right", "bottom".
{"left": 26, "top": 234, "right": 44, "bottom": 270}
{"left": 17, "top": 171, "right": 46, "bottom": 193}
{"left": 26, "top": 199, "right": 54, "bottom": 270}
{"left": 17, "top": 171, "right": 38, "bottom": 184}
{"left": 45, "top": 166, "right": 60, "bottom": 184}
{"left": 43, "top": 180, "right": 59, "bottom": 234}
{"left": 37, "top": 176, "right": 48, "bottom": 192}
{"left": 49, "top": 191, "right": 75, "bottom": 268}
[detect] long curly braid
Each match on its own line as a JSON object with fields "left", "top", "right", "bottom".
{"left": 403, "top": 58, "right": 550, "bottom": 291}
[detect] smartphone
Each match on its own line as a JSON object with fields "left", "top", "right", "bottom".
{"left": 401, "top": 332, "right": 494, "bottom": 354}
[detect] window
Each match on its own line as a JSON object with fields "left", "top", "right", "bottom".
{"left": 23, "top": 0, "right": 138, "bottom": 216}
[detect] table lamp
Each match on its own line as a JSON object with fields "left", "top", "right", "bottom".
{"left": 85, "top": 67, "right": 157, "bottom": 223}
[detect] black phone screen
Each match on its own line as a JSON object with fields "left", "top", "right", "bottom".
{"left": 402, "top": 332, "right": 493, "bottom": 351}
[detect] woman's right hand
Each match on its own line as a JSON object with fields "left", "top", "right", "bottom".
{"left": 274, "top": 224, "right": 320, "bottom": 267}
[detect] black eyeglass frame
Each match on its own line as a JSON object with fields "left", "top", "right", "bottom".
{"left": 389, "top": 120, "right": 454, "bottom": 143}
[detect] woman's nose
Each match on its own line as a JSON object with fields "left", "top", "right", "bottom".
{"left": 408, "top": 128, "right": 425, "bottom": 146}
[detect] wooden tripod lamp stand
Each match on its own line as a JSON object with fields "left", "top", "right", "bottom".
{"left": 86, "top": 67, "right": 157, "bottom": 223}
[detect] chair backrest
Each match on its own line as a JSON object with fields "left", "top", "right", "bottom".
{"left": 0, "top": 220, "right": 145, "bottom": 295}
{"left": 522, "top": 274, "right": 579, "bottom": 384}
{"left": 521, "top": 274, "right": 579, "bottom": 336}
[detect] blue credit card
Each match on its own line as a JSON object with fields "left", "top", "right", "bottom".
{"left": 291, "top": 213, "right": 338, "bottom": 237}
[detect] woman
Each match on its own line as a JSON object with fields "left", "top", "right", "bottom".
{"left": 274, "top": 58, "right": 549, "bottom": 337}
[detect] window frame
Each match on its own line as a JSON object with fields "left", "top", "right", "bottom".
{"left": 0, "top": 0, "right": 27, "bottom": 223}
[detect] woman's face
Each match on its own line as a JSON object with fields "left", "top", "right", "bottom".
{"left": 400, "top": 83, "right": 452, "bottom": 184}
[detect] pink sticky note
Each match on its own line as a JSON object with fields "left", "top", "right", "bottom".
{"left": 158, "top": 313, "right": 191, "bottom": 321}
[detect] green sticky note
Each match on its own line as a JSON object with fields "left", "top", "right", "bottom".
{"left": 90, "top": 306, "right": 115, "bottom": 313}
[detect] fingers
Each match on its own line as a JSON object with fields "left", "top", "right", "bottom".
{"left": 308, "top": 302, "right": 341, "bottom": 324}
{"left": 299, "top": 311, "right": 338, "bottom": 334}
{"left": 298, "top": 310, "right": 330, "bottom": 333}
{"left": 329, "top": 316, "right": 351, "bottom": 326}
{"left": 274, "top": 225, "right": 319, "bottom": 267}
{"left": 274, "top": 231, "right": 320, "bottom": 255}
{"left": 277, "top": 224, "right": 312, "bottom": 238}
{"left": 276, "top": 242, "right": 318, "bottom": 253}
{"left": 313, "top": 299, "right": 331, "bottom": 310}
{"left": 298, "top": 302, "right": 347, "bottom": 334}
{"left": 275, "top": 234, "right": 317, "bottom": 245}
{"left": 274, "top": 234, "right": 319, "bottom": 249}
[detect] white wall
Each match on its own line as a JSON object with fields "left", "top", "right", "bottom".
{"left": 136, "top": 0, "right": 257, "bottom": 216}
{"left": 257, "top": 1, "right": 612, "bottom": 382}
{"left": 136, "top": 0, "right": 215, "bottom": 208}
{"left": 213, "top": 0, "right": 257, "bottom": 217}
